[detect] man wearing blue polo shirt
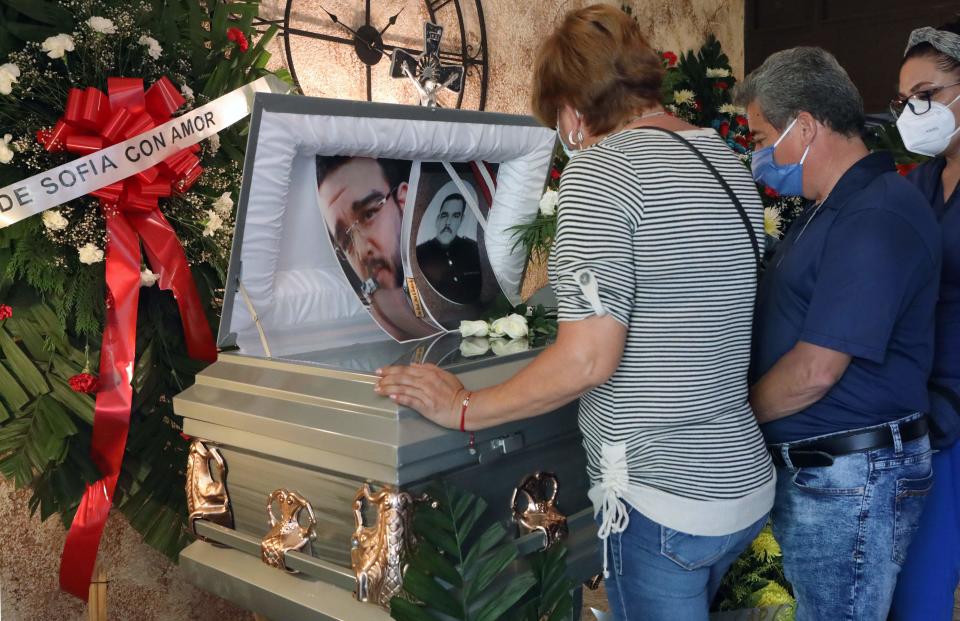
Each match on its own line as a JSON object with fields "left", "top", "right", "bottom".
{"left": 735, "top": 48, "right": 941, "bottom": 621}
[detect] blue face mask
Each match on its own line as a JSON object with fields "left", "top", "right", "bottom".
{"left": 751, "top": 118, "right": 811, "bottom": 196}
{"left": 556, "top": 109, "right": 582, "bottom": 159}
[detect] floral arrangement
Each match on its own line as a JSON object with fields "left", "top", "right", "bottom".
{"left": 0, "top": 0, "right": 289, "bottom": 565}
{"left": 457, "top": 301, "right": 558, "bottom": 359}
{"left": 714, "top": 525, "right": 795, "bottom": 619}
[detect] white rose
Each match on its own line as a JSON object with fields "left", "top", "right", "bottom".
{"left": 673, "top": 89, "right": 695, "bottom": 105}
{"left": 459, "top": 319, "right": 490, "bottom": 338}
{"left": 78, "top": 243, "right": 104, "bottom": 265}
{"left": 86, "top": 16, "right": 117, "bottom": 34}
{"left": 706, "top": 67, "right": 730, "bottom": 78}
{"left": 42, "top": 210, "right": 68, "bottom": 231}
{"left": 538, "top": 189, "right": 558, "bottom": 217}
{"left": 0, "top": 134, "right": 13, "bottom": 164}
{"left": 137, "top": 35, "right": 162, "bottom": 60}
{"left": 491, "top": 338, "right": 530, "bottom": 357}
{"left": 203, "top": 209, "right": 223, "bottom": 236}
{"left": 489, "top": 314, "right": 528, "bottom": 340}
{"left": 0, "top": 63, "right": 20, "bottom": 96}
{"left": 181, "top": 83, "right": 194, "bottom": 100}
{"left": 212, "top": 191, "right": 233, "bottom": 216}
{"left": 140, "top": 268, "right": 159, "bottom": 287}
{"left": 459, "top": 337, "right": 490, "bottom": 358}
{"left": 208, "top": 133, "right": 220, "bottom": 154}
{"left": 42, "top": 34, "right": 75, "bottom": 59}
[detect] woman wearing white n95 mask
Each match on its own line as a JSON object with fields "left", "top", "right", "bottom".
{"left": 889, "top": 18, "right": 960, "bottom": 621}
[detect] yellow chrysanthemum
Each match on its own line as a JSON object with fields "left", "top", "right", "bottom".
{"left": 752, "top": 581, "right": 795, "bottom": 609}
{"left": 750, "top": 525, "right": 782, "bottom": 561}
{"left": 764, "top": 206, "right": 783, "bottom": 238}
{"left": 673, "top": 89, "right": 695, "bottom": 105}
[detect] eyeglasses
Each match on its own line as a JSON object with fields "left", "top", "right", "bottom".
{"left": 890, "top": 81, "right": 960, "bottom": 118}
{"left": 332, "top": 185, "right": 399, "bottom": 261}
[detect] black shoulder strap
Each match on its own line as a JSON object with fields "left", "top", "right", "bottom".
{"left": 638, "top": 126, "right": 762, "bottom": 269}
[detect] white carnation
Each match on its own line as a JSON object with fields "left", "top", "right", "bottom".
{"left": 42, "top": 210, "right": 68, "bottom": 231}
{"left": 42, "top": 34, "right": 75, "bottom": 59}
{"left": 181, "top": 83, "right": 194, "bottom": 100}
{"left": 212, "top": 191, "right": 233, "bottom": 216}
{"left": 86, "top": 16, "right": 117, "bottom": 34}
{"left": 203, "top": 210, "right": 223, "bottom": 236}
{"left": 673, "top": 89, "right": 695, "bottom": 105}
{"left": 78, "top": 243, "right": 104, "bottom": 265}
{"left": 0, "top": 63, "right": 20, "bottom": 96}
{"left": 489, "top": 314, "right": 529, "bottom": 340}
{"left": 208, "top": 133, "right": 221, "bottom": 154}
{"left": 138, "top": 35, "right": 162, "bottom": 60}
{"left": 0, "top": 134, "right": 13, "bottom": 164}
{"left": 140, "top": 268, "right": 159, "bottom": 287}
{"left": 459, "top": 320, "right": 490, "bottom": 338}
{"left": 706, "top": 67, "right": 731, "bottom": 78}
{"left": 491, "top": 338, "right": 530, "bottom": 357}
{"left": 459, "top": 337, "right": 490, "bottom": 358}
{"left": 538, "top": 189, "right": 558, "bottom": 217}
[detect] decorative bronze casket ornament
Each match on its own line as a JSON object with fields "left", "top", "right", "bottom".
{"left": 351, "top": 483, "right": 423, "bottom": 609}
{"left": 511, "top": 472, "right": 568, "bottom": 549}
{"left": 260, "top": 489, "right": 317, "bottom": 572}
{"left": 185, "top": 438, "right": 234, "bottom": 540}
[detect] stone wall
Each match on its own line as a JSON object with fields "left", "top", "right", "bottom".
{"left": 0, "top": 1, "right": 742, "bottom": 618}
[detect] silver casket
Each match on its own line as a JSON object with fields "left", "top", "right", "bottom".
{"left": 175, "top": 95, "right": 600, "bottom": 620}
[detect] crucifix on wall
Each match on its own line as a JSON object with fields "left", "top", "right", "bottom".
{"left": 390, "top": 22, "right": 464, "bottom": 107}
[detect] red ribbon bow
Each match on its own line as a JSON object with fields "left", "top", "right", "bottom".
{"left": 43, "top": 77, "right": 218, "bottom": 600}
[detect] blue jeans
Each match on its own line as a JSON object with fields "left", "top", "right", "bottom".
{"left": 890, "top": 439, "right": 960, "bottom": 621}
{"left": 597, "top": 506, "right": 767, "bottom": 621}
{"left": 770, "top": 414, "right": 933, "bottom": 621}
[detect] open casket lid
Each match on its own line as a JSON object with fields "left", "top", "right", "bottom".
{"left": 218, "top": 94, "right": 555, "bottom": 361}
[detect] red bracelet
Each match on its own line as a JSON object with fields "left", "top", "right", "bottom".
{"left": 459, "top": 391, "right": 473, "bottom": 432}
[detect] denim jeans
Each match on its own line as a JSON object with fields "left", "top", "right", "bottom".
{"left": 770, "top": 414, "right": 933, "bottom": 621}
{"left": 597, "top": 505, "right": 767, "bottom": 621}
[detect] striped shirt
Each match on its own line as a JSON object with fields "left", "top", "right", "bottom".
{"left": 548, "top": 128, "right": 775, "bottom": 542}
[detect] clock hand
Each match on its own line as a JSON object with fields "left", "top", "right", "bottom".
{"left": 319, "top": 5, "right": 362, "bottom": 40}
{"left": 379, "top": 6, "right": 405, "bottom": 37}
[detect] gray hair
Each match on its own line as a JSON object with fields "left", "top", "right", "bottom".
{"left": 734, "top": 47, "right": 864, "bottom": 136}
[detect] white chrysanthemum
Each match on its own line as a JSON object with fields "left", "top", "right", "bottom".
{"left": 78, "top": 243, "right": 104, "bottom": 265}
{"left": 42, "top": 34, "right": 75, "bottom": 59}
{"left": 673, "top": 89, "right": 695, "bottom": 105}
{"left": 764, "top": 206, "right": 783, "bottom": 238}
{"left": 212, "top": 191, "right": 233, "bottom": 216}
{"left": 181, "top": 83, "right": 194, "bottom": 100}
{"left": 42, "top": 210, "right": 68, "bottom": 231}
{"left": 0, "top": 63, "right": 20, "bottom": 95}
{"left": 719, "top": 103, "right": 745, "bottom": 116}
{"left": 208, "top": 133, "right": 221, "bottom": 154}
{"left": 203, "top": 210, "right": 223, "bottom": 236}
{"left": 538, "top": 189, "right": 558, "bottom": 217}
{"left": 138, "top": 35, "right": 162, "bottom": 60}
{"left": 140, "top": 268, "right": 159, "bottom": 287}
{"left": 0, "top": 134, "right": 13, "bottom": 164}
{"left": 706, "top": 67, "right": 731, "bottom": 78}
{"left": 86, "top": 16, "right": 117, "bottom": 34}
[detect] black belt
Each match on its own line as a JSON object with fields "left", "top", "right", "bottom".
{"left": 768, "top": 416, "right": 928, "bottom": 468}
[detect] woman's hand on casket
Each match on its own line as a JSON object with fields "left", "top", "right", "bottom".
{"left": 375, "top": 363, "right": 466, "bottom": 429}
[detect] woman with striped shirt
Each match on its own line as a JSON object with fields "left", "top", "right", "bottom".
{"left": 375, "top": 5, "right": 774, "bottom": 618}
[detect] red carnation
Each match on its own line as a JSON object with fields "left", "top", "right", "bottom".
{"left": 694, "top": 99, "right": 703, "bottom": 111}
{"left": 661, "top": 51, "right": 678, "bottom": 67}
{"left": 717, "top": 81, "right": 729, "bottom": 90}
{"left": 896, "top": 162, "right": 919, "bottom": 176}
{"left": 68, "top": 373, "right": 99, "bottom": 394}
{"left": 734, "top": 135, "right": 750, "bottom": 148}
{"left": 736, "top": 115, "right": 748, "bottom": 127}
{"left": 550, "top": 167, "right": 561, "bottom": 181}
{"left": 719, "top": 121, "right": 730, "bottom": 138}
{"left": 763, "top": 185, "right": 780, "bottom": 199}
{"left": 227, "top": 27, "right": 249, "bottom": 52}
{"left": 0, "top": 305, "right": 11, "bottom": 321}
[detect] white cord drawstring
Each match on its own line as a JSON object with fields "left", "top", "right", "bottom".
{"left": 595, "top": 445, "right": 630, "bottom": 578}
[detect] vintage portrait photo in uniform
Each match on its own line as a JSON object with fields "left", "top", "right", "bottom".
{"left": 315, "top": 155, "right": 443, "bottom": 343}
{"left": 406, "top": 161, "right": 502, "bottom": 329}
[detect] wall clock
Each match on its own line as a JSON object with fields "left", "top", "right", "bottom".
{"left": 267, "top": 0, "right": 489, "bottom": 110}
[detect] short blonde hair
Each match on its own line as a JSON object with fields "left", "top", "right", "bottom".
{"left": 530, "top": 4, "right": 664, "bottom": 135}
